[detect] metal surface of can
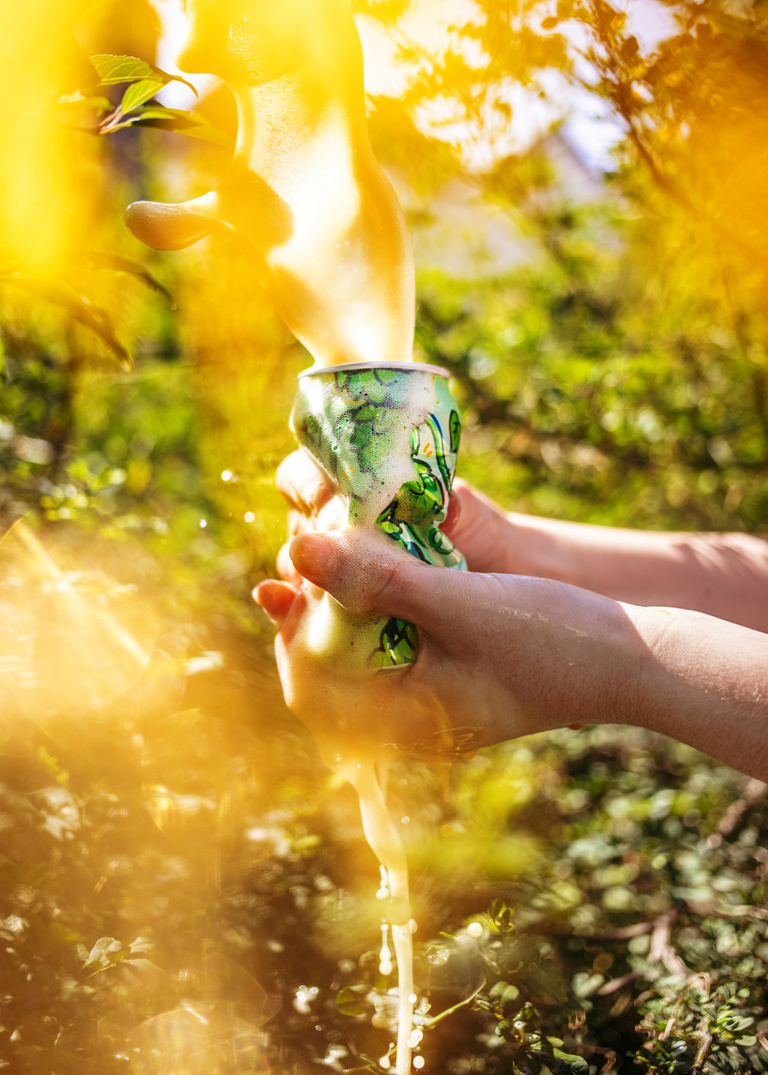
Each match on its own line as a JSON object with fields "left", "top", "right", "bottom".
{"left": 290, "top": 361, "right": 466, "bottom": 672}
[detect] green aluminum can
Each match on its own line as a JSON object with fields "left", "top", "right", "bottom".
{"left": 291, "top": 361, "right": 466, "bottom": 673}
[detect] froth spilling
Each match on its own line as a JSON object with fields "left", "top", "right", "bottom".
{"left": 124, "top": 0, "right": 415, "bottom": 371}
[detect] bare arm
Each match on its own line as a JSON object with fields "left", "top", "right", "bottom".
{"left": 447, "top": 481, "right": 768, "bottom": 633}
{"left": 257, "top": 529, "right": 768, "bottom": 780}
{"left": 631, "top": 604, "right": 768, "bottom": 777}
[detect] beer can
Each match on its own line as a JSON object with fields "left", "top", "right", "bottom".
{"left": 291, "top": 361, "right": 466, "bottom": 672}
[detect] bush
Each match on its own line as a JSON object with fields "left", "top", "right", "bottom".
{"left": 2, "top": 1, "right": 767, "bottom": 1072}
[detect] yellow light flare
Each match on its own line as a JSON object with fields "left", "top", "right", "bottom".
{"left": 0, "top": 520, "right": 158, "bottom": 721}
{"left": 0, "top": 1, "right": 92, "bottom": 268}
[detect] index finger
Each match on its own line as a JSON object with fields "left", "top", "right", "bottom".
{"left": 276, "top": 448, "right": 335, "bottom": 516}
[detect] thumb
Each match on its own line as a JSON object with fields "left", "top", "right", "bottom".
{"left": 289, "top": 529, "right": 468, "bottom": 634}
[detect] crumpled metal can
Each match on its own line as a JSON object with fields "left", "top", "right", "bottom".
{"left": 291, "top": 361, "right": 466, "bottom": 672}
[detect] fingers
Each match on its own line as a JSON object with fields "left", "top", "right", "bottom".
{"left": 253, "top": 579, "right": 298, "bottom": 627}
{"left": 289, "top": 529, "right": 473, "bottom": 636}
{"left": 442, "top": 482, "right": 462, "bottom": 535}
{"left": 276, "top": 449, "right": 335, "bottom": 516}
{"left": 442, "top": 479, "right": 513, "bottom": 573}
{"left": 277, "top": 540, "right": 302, "bottom": 585}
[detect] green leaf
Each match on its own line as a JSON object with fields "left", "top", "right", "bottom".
{"left": 90, "top": 54, "right": 197, "bottom": 97}
{"left": 489, "top": 981, "right": 521, "bottom": 1009}
{"left": 105, "top": 106, "right": 234, "bottom": 149}
{"left": 335, "top": 986, "right": 368, "bottom": 1017}
{"left": 553, "top": 1050, "right": 588, "bottom": 1074}
{"left": 530, "top": 1048, "right": 589, "bottom": 1075}
{"left": 78, "top": 253, "right": 175, "bottom": 306}
{"left": 497, "top": 1017, "right": 523, "bottom": 1042}
{"left": 119, "top": 78, "right": 166, "bottom": 114}
{"left": 4, "top": 275, "right": 132, "bottom": 369}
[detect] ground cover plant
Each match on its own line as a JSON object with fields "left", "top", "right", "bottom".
{"left": 1, "top": 0, "right": 767, "bottom": 1071}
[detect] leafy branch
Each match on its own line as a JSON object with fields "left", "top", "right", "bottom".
{"left": 53, "top": 54, "right": 233, "bottom": 149}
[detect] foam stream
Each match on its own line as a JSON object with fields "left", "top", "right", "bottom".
{"left": 338, "top": 756, "right": 416, "bottom": 1075}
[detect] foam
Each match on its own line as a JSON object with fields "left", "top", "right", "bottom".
{"left": 124, "top": 0, "right": 415, "bottom": 372}
{"left": 333, "top": 754, "right": 416, "bottom": 1075}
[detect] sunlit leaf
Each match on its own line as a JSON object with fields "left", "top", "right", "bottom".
{"left": 104, "top": 106, "right": 234, "bottom": 149}
{"left": 3, "top": 275, "right": 132, "bottom": 369}
{"left": 128, "top": 937, "right": 155, "bottom": 954}
{"left": 83, "top": 936, "right": 124, "bottom": 969}
{"left": 119, "top": 78, "right": 166, "bottom": 114}
{"left": 90, "top": 54, "right": 197, "bottom": 96}
{"left": 78, "top": 253, "right": 175, "bottom": 306}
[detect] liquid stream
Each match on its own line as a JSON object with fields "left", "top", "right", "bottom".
{"left": 336, "top": 755, "right": 416, "bottom": 1075}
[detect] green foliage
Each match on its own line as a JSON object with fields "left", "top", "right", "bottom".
{"left": 2, "top": 2, "right": 768, "bottom": 1074}
{"left": 56, "top": 53, "right": 234, "bottom": 146}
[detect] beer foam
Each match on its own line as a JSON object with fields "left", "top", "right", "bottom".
{"left": 125, "top": 0, "right": 415, "bottom": 371}
{"left": 335, "top": 754, "right": 416, "bottom": 1075}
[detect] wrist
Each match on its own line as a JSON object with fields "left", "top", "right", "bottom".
{"left": 503, "top": 512, "right": 577, "bottom": 581}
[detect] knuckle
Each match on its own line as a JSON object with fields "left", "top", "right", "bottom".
{"left": 367, "top": 557, "right": 407, "bottom": 611}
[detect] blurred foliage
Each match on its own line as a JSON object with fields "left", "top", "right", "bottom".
{"left": 1, "top": 0, "right": 768, "bottom": 1073}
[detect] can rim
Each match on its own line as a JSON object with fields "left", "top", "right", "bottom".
{"left": 298, "top": 360, "right": 450, "bottom": 379}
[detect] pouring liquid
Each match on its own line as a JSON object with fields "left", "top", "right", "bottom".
{"left": 333, "top": 754, "right": 415, "bottom": 1075}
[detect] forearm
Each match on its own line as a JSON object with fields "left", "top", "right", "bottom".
{"left": 617, "top": 603, "right": 768, "bottom": 780}
{"left": 507, "top": 514, "right": 768, "bottom": 633}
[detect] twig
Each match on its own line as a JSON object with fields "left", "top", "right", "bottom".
{"left": 660, "top": 973, "right": 710, "bottom": 1042}
{"left": 422, "top": 977, "right": 486, "bottom": 1028}
{"left": 649, "top": 908, "right": 688, "bottom": 976}
{"left": 717, "top": 778, "right": 767, "bottom": 836}
{"left": 692, "top": 1022, "right": 715, "bottom": 1073}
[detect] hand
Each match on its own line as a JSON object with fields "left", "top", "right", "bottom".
{"left": 271, "top": 448, "right": 348, "bottom": 588}
{"left": 255, "top": 526, "right": 648, "bottom": 758}
{"left": 271, "top": 451, "right": 519, "bottom": 581}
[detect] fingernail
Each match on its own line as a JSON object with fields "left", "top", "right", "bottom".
{"left": 290, "top": 532, "right": 331, "bottom": 581}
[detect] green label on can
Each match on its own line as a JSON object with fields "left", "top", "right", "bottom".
{"left": 292, "top": 365, "right": 465, "bottom": 671}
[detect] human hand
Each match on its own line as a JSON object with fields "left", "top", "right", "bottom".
{"left": 271, "top": 448, "right": 348, "bottom": 588}
{"left": 255, "top": 526, "right": 648, "bottom": 758}
{"left": 271, "top": 450, "right": 517, "bottom": 582}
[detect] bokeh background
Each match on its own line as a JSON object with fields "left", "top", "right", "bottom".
{"left": 1, "top": 0, "right": 768, "bottom": 1071}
